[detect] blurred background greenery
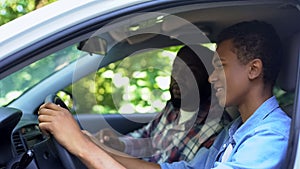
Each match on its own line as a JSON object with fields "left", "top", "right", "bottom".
{"left": 0, "top": 0, "right": 182, "bottom": 114}
{"left": 0, "top": 0, "right": 56, "bottom": 26}
{"left": 69, "top": 47, "right": 181, "bottom": 114}
{"left": 1, "top": 0, "right": 294, "bottom": 114}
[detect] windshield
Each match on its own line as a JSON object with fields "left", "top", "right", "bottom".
{"left": 0, "top": 45, "right": 80, "bottom": 106}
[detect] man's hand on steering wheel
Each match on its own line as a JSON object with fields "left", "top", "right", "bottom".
{"left": 38, "top": 102, "right": 85, "bottom": 154}
{"left": 38, "top": 95, "right": 88, "bottom": 169}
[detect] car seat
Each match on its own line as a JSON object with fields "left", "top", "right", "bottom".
{"left": 277, "top": 32, "right": 300, "bottom": 117}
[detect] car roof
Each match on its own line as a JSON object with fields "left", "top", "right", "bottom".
{"left": 0, "top": 0, "right": 149, "bottom": 61}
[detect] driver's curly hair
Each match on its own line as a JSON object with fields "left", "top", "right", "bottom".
{"left": 216, "top": 20, "right": 283, "bottom": 86}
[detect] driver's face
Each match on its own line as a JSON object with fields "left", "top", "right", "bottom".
{"left": 170, "top": 76, "right": 180, "bottom": 99}
{"left": 170, "top": 57, "right": 202, "bottom": 100}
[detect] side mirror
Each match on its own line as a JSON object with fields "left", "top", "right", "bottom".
{"left": 77, "top": 36, "right": 107, "bottom": 55}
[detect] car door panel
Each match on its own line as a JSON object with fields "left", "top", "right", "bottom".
{"left": 77, "top": 113, "right": 156, "bottom": 134}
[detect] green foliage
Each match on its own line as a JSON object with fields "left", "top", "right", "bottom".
{"left": 273, "top": 85, "right": 295, "bottom": 107}
{"left": 0, "top": 44, "right": 79, "bottom": 106}
{"left": 71, "top": 47, "right": 182, "bottom": 114}
{"left": 0, "top": 0, "right": 294, "bottom": 115}
{"left": 0, "top": 0, "right": 56, "bottom": 26}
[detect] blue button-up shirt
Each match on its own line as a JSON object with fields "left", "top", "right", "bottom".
{"left": 160, "top": 96, "right": 291, "bottom": 169}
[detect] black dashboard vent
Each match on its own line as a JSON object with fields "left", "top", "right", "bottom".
{"left": 12, "top": 132, "right": 26, "bottom": 155}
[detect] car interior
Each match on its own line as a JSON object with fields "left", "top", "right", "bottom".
{"left": 1, "top": 0, "right": 300, "bottom": 169}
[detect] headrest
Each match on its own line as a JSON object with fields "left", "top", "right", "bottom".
{"left": 277, "top": 33, "right": 300, "bottom": 92}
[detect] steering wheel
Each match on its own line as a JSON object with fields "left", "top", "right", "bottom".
{"left": 44, "top": 94, "right": 87, "bottom": 169}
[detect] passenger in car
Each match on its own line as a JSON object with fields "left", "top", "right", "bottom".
{"left": 85, "top": 45, "right": 233, "bottom": 163}
{"left": 38, "top": 20, "right": 291, "bottom": 169}
{"left": 159, "top": 20, "right": 291, "bottom": 169}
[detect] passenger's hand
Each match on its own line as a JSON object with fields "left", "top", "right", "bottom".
{"left": 94, "top": 128, "right": 125, "bottom": 152}
{"left": 38, "top": 103, "right": 88, "bottom": 155}
{"left": 82, "top": 130, "right": 103, "bottom": 146}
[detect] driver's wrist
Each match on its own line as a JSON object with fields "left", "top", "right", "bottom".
{"left": 76, "top": 137, "right": 96, "bottom": 159}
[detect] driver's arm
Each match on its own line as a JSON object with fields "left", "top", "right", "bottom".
{"left": 38, "top": 102, "right": 161, "bottom": 169}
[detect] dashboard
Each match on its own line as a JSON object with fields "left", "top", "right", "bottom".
{"left": 0, "top": 107, "right": 61, "bottom": 169}
{"left": 12, "top": 124, "right": 45, "bottom": 156}
{"left": 2, "top": 107, "right": 85, "bottom": 169}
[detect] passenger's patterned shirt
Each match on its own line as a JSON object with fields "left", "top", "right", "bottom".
{"left": 119, "top": 99, "right": 232, "bottom": 163}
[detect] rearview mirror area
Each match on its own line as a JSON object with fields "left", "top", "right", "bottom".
{"left": 77, "top": 36, "right": 107, "bottom": 55}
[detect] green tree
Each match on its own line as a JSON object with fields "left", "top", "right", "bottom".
{"left": 0, "top": 0, "right": 56, "bottom": 26}
{"left": 70, "top": 47, "right": 182, "bottom": 114}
